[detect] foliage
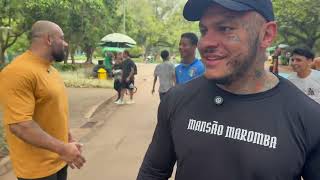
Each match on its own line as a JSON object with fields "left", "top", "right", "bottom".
{"left": 53, "top": 63, "right": 81, "bottom": 72}
{"left": 273, "top": 0, "right": 320, "bottom": 51}
{"left": 0, "top": 0, "right": 30, "bottom": 64}
{"left": 125, "top": 0, "right": 197, "bottom": 56}
{"left": 129, "top": 46, "right": 144, "bottom": 58}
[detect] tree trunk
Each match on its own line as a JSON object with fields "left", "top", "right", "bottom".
{"left": 85, "top": 47, "right": 94, "bottom": 64}
{"left": 70, "top": 46, "right": 76, "bottom": 64}
{"left": 144, "top": 44, "right": 152, "bottom": 63}
{"left": 64, "top": 48, "right": 69, "bottom": 64}
{"left": 0, "top": 48, "right": 5, "bottom": 65}
{"left": 71, "top": 53, "right": 75, "bottom": 64}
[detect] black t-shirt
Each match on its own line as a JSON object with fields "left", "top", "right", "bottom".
{"left": 137, "top": 76, "right": 320, "bottom": 180}
{"left": 122, "top": 58, "right": 135, "bottom": 80}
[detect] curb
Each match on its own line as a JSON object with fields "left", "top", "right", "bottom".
{"left": 84, "top": 95, "right": 116, "bottom": 120}
{"left": 0, "top": 95, "right": 116, "bottom": 177}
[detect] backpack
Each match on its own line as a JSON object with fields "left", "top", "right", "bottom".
{"left": 133, "top": 62, "right": 137, "bottom": 75}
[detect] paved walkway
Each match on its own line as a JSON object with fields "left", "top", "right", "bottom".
{"left": 0, "top": 87, "right": 116, "bottom": 177}
{"left": 67, "top": 88, "right": 115, "bottom": 128}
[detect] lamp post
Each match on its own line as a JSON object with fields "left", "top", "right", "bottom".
{"left": 123, "top": 0, "right": 126, "bottom": 34}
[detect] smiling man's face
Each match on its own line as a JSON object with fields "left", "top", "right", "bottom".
{"left": 198, "top": 4, "right": 264, "bottom": 84}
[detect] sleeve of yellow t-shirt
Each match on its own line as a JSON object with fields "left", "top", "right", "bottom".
{"left": 2, "top": 71, "right": 35, "bottom": 125}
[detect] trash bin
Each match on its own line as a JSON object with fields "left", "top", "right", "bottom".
{"left": 98, "top": 68, "right": 107, "bottom": 80}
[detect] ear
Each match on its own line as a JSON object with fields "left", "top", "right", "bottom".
{"left": 259, "top": 21, "right": 277, "bottom": 49}
{"left": 46, "top": 34, "right": 53, "bottom": 46}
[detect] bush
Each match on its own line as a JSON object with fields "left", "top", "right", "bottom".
{"left": 129, "top": 46, "right": 144, "bottom": 58}
{"left": 53, "top": 63, "right": 81, "bottom": 72}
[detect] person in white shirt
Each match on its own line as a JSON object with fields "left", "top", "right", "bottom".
{"left": 152, "top": 50, "right": 176, "bottom": 101}
{"left": 288, "top": 48, "right": 320, "bottom": 104}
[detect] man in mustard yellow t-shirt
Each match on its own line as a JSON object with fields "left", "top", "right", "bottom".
{"left": 0, "top": 21, "right": 85, "bottom": 180}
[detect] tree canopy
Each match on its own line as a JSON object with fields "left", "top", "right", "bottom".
{"left": 273, "top": 0, "right": 320, "bottom": 51}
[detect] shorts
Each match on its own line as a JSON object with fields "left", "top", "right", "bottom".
{"left": 114, "top": 79, "right": 121, "bottom": 92}
{"left": 121, "top": 80, "right": 135, "bottom": 90}
{"left": 18, "top": 166, "right": 68, "bottom": 180}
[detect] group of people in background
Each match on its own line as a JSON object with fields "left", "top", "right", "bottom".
{"left": 112, "top": 50, "right": 137, "bottom": 105}
{"left": 93, "top": 50, "right": 137, "bottom": 105}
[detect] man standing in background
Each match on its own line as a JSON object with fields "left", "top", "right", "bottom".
{"left": 152, "top": 50, "right": 176, "bottom": 101}
{"left": 175, "top": 32, "right": 205, "bottom": 84}
{"left": 288, "top": 48, "right": 320, "bottom": 104}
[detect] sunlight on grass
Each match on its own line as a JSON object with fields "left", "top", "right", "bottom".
{"left": 0, "top": 118, "right": 8, "bottom": 158}
{"left": 60, "top": 68, "right": 113, "bottom": 88}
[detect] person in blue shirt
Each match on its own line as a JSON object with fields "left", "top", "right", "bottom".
{"left": 175, "top": 32, "right": 205, "bottom": 84}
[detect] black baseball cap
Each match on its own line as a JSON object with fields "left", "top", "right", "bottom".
{"left": 183, "top": 0, "right": 274, "bottom": 22}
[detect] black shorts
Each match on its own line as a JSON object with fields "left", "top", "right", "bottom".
{"left": 18, "top": 166, "right": 67, "bottom": 180}
{"left": 121, "top": 80, "right": 135, "bottom": 90}
{"left": 114, "top": 79, "right": 121, "bottom": 91}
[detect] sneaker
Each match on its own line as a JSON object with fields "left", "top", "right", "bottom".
{"left": 115, "top": 100, "right": 125, "bottom": 105}
{"left": 126, "top": 100, "right": 135, "bottom": 104}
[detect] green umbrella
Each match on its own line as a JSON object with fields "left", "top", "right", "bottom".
{"left": 278, "top": 44, "right": 289, "bottom": 49}
{"left": 267, "top": 46, "right": 276, "bottom": 53}
{"left": 102, "top": 47, "right": 126, "bottom": 53}
{"left": 101, "top": 33, "right": 136, "bottom": 45}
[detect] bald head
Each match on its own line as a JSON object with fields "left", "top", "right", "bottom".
{"left": 29, "top": 20, "right": 68, "bottom": 62}
{"left": 31, "top": 20, "right": 62, "bottom": 40}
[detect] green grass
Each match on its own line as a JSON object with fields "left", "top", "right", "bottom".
{"left": 60, "top": 68, "right": 113, "bottom": 88}
{"left": 71, "top": 56, "right": 104, "bottom": 64}
{"left": 0, "top": 120, "right": 8, "bottom": 158}
{"left": 132, "top": 57, "right": 145, "bottom": 63}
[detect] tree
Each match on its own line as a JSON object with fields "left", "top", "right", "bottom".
{"left": 2, "top": 0, "right": 121, "bottom": 64}
{"left": 274, "top": 0, "right": 320, "bottom": 50}
{"left": 77, "top": 0, "right": 120, "bottom": 63}
{"left": 1, "top": 0, "right": 199, "bottom": 65}
{"left": 0, "top": 0, "right": 28, "bottom": 64}
{"left": 126, "top": 0, "right": 197, "bottom": 57}
{"left": 23, "top": 0, "right": 71, "bottom": 63}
